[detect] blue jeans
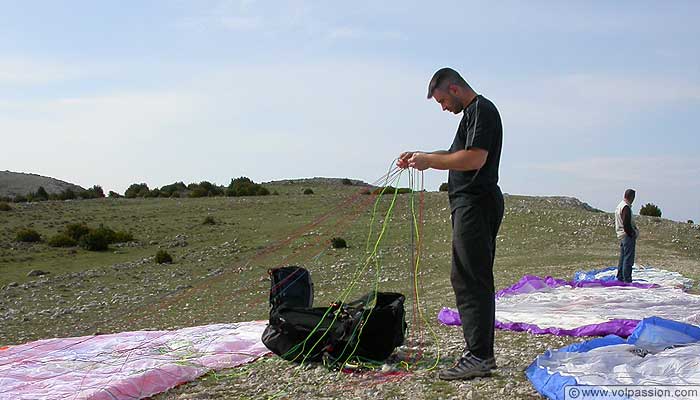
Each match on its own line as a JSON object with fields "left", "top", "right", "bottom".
{"left": 616, "top": 235, "right": 636, "bottom": 283}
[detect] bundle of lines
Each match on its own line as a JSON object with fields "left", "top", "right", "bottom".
{"left": 1, "top": 163, "right": 441, "bottom": 399}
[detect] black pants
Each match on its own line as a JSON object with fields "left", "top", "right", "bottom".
{"left": 450, "top": 186, "right": 504, "bottom": 360}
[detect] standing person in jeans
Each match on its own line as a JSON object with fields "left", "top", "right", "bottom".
{"left": 615, "top": 189, "right": 639, "bottom": 283}
{"left": 397, "top": 67, "right": 504, "bottom": 380}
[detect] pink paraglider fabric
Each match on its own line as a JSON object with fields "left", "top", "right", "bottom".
{"left": 0, "top": 321, "right": 270, "bottom": 400}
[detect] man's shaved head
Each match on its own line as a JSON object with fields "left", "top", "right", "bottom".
{"left": 427, "top": 67, "right": 471, "bottom": 99}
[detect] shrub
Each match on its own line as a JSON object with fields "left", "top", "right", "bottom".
{"left": 89, "top": 185, "right": 105, "bottom": 198}
{"left": 94, "top": 225, "right": 118, "bottom": 242}
{"left": 111, "top": 230, "right": 134, "bottom": 243}
{"left": 160, "top": 182, "right": 187, "bottom": 197}
{"left": 77, "top": 185, "right": 104, "bottom": 199}
{"left": 203, "top": 216, "right": 216, "bottom": 225}
{"left": 79, "top": 229, "right": 110, "bottom": 251}
{"left": 639, "top": 203, "right": 662, "bottom": 218}
{"left": 146, "top": 188, "right": 162, "bottom": 198}
{"left": 330, "top": 237, "right": 347, "bottom": 249}
{"left": 341, "top": 178, "right": 353, "bottom": 186}
{"left": 35, "top": 186, "right": 49, "bottom": 201}
{"left": 303, "top": 188, "right": 314, "bottom": 195}
{"left": 0, "top": 202, "right": 11, "bottom": 211}
{"left": 13, "top": 195, "right": 27, "bottom": 203}
{"left": 16, "top": 228, "right": 41, "bottom": 243}
{"left": 226, "top": 177, "right": 269, "bottom": 197}
{"left": 188, "top": 187, "right": 209, "bottom": 198}
{"left": 688, "top": 220, "right": 695, "bottom": 224}
{"left": 48, "top": 233, "right": 78, "bottom": 247}
{"left": 373, "top": 186, "right": 392, "bottom": 195}
{"left": 65, "top": 223, "right": 91, "bottom": 241}
{"left": 108, "top": 191, "right": 122, "bottom": 198}
{"left": 58, "top": 189, "right": 76, "bottom": 200}
{"left": 439, "top": 182, "right": 449, "bottom": 192}
{"left": 272, "top": 190, "right": 280, "bottom": 195}
{"left": 155, "top": 250, "right": 173, "bottom": 264}
{"left": 198, "top": 181, "right": 225, "bottom": 196}
{"left": 125, "top": 183, "right": 150, "bottom": 198}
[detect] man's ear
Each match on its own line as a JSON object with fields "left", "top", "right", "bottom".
{"left": 448, "top": 84, "right": 460, "bottom": 96}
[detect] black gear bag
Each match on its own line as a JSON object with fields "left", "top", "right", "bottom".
{"left": 261, "top": 266, "right": 406, "bottom": 364}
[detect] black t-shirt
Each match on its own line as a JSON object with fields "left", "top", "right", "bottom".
{"left": 448, "top": 95, "right": 503, "bottom": 211}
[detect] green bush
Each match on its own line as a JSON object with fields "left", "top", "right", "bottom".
{"left": 79, "top": 229, "right": 110, "bottom": 251}
{"left": 35, "top": 186, "right": 49, "bottom": 201}
{"left": 13, "top": 195, "right": 27, "bottom": 203}
{"left": 188, "top": 187, "right": 209, "bottom": 198}
{"left": 58, "top": 189, "right": 76, "bottom": 200}
{"left": 16, "top": 228, "right": 42, "bottom": 242}
{"left": 203, "top": 216, "right": 216, "bottom": 225}
{"left": 78, "top": 185, "right": 105, "bottom": 199}
{"left": 330, "top": 237, "right": 347, "bottom": 249}
{"left": 125, "top": 183, "right": 150, "bottom": 198}
{"left": 341, "top": 178, "right": 353, "bottom": 185}
{"left": 371, "top": 186, "right": 410, "bottom": 195}
{"left": 48, "top": 233, "right": 78, "bottom": 247}
{"left": 155, "top": 250, "right": 173, "bottom": 264}
{"left": 65, "top": 223, "right": 91, "bottom": 241}
{"left": 227, "top": 177, "right": 268, "bottom": 197}
{"left": 198, "top": 181, "right": 225, "bottom": 196}
{"left": 0, "top": 202, "right": 11, "bottom": 211}
{"left": 94, "top": 225, "right": 117, "bottom": 242}
{"left": 439, "top": 182, "right": 449, "bottom": 192}
{"left": 640, "top": 203, "right": 662, "bottom": 218}
{"left": 303, "top": 188, "right": 314, "bottom": 195}
{"left": 111, "top": 230, "right": 134, "bottom": 243}
{"left": 160, "top": 182, "right": 187, "bottom": 197}
{"left": 108, "top": 191, "right": 122, "bottom": 198}
{"left": 145, "top": 188, "right": 161, "bottom": 198}
{"left": 688, "top": 220, "right": 694, "bottom": 224}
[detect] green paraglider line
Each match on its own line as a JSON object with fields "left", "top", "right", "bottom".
{"left": 282, "top": 161, "right": 404, "bottom": 366}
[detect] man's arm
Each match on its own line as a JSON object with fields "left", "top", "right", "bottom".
{"left": 621, "top": 206, "right": 637, "bottom": 239}
{"left": 407, "top": 149, "right": 488, "bottom": 171}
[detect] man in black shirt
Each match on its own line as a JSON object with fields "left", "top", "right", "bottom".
{"left": 397, "top": 67, "right": 504, "bottom": 380}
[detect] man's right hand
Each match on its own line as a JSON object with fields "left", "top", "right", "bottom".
{"left": 397, "top": 152, "right": 413, "bottom": 169}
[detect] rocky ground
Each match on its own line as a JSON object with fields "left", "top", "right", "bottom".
{"left": 1, "top": 188, "right": 699, "bottom": 399}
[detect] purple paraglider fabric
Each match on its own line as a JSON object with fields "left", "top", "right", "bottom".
{"left": 438, "top": 275, "right": 660, "bottom": 337}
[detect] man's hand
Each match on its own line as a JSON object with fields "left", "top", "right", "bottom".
{"left": 408, "top": 152, "right": 430, "bottom": 171}
{"left": 396, "top": 152, "right": 414, "bottom": 169}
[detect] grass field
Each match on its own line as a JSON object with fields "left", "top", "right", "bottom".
{"left": 1, "top": 181, "right": 699, "bottom": 399}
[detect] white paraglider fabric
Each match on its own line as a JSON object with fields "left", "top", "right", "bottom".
{"left": 439, "top": 276, "right": 700, "bottom": 337}
{"left": 527, "top": 317, "right": 700, "bottom": 400}
{"left": 0, "top": 321, "right": 270, "bottom": 400}
{"left": 496, "top": 284, "right": 700, "bottom": 330}
{"left": 574, "top": 264, "right": 694, "bottom": 289}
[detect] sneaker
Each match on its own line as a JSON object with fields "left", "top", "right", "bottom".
{"left": 438, "top": 352, "right": 496, "bottom": 381}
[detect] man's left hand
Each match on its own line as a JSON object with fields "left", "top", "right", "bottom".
{"left": 408, "top": 152, "right": 430, "bottom": 171}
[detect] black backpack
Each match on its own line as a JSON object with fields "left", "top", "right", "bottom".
{"left": 261, "top": 266, "right": 406, "bottom": 365}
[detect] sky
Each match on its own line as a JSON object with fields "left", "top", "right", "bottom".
{"left": 1, "top": 1, "right": 698, "bottom": 221}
